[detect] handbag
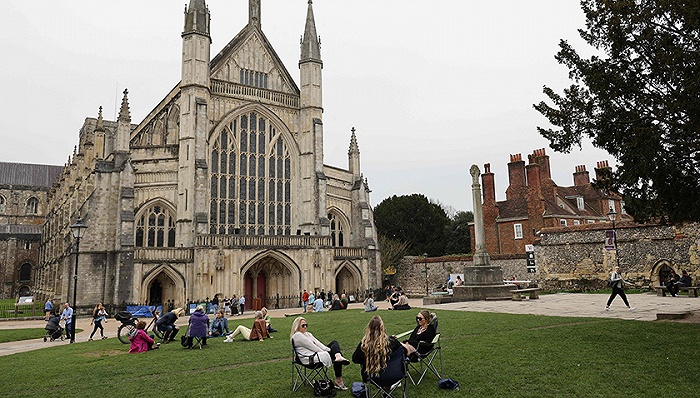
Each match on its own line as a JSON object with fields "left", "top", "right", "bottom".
{"left": 351, "top": 381, "right": 366, "bottom": 398}
{"left": 313, "top": 379, "right": 336, "bottom": 397}
{"left": 438, "top": 378, "right": 460, "bottom": 390}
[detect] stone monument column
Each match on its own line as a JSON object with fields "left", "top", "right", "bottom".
{"left": 451, "top": 164, "right": 510, "bottom": 300}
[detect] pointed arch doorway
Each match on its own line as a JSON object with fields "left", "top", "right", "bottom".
{"left": 335, "top": 262, "right": 361, "bottom": 297}
{"left": 242, "top": 252, "right": 299, "bottom": 310}
{"left": 143, "top": 265, "right": 185, "bottom": 307}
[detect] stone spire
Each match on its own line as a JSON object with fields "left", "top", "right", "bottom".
{"left": 300, "top": 0, "right": 321, "bottom": 63}
{"left": 95, "top": 106, "right": 104, "bottom": 132}
{"left": 249, "top": 0, "right": 261, "bottom": 28}
{"left": 115, "top": 89, "right": 131, "bottom": 155}
{"left": 183, "top": 0, "right": 210, "bottom": 38}
{"left": 348, "top": 127, "right": 361, "bottom": 177}
{"left": 118, "top": 89, "right": 131, "bottom": 123}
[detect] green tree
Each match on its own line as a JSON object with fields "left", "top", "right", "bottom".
{"left": 373, "top": 194, "right": 449, "bottom": 256}
{"left": 444, "top": 210, "right": 474, "bottom": 255}
{"left": 534, "top": 0, "right": 700, "bottom": 223}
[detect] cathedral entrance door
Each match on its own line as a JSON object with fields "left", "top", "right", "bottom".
{"left": 256, "top": 273, "right": 267, "bottom": 309}
{"left": 336, "top": 267, "right": 357, "bottom": 298}
{"left": 149, "top": 280, "right": 163, "bottom": 305}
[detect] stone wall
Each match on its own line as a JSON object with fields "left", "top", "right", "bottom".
{"left": 395, "top": 255, "right": 529, "bottom": 297}
{"left": 535, "top": 222, "right": 699, "bottom": 290}
{"left": 393, "top": 222, "right": 700, "bottom": 295}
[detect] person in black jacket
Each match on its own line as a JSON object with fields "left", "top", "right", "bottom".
{"left": 401, "top": 310, "right": 436, "bottom": 357}
{"left": 156, "top": 308, "right": 184, "bottom": 342}
{"left": 665, "top": 270, "right": 680, "bottom": 297}
{"left": 352, "top": 315, "right": 405, "bottom": 381}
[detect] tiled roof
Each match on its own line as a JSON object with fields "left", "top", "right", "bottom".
{"left": 497, "top": 197, "right": 528, "bottom": 219}
{"left": 0, "top": 162, "right": 63, "bottom": 187}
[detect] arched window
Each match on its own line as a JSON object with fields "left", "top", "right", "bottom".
{"left": 19, "top": 263, "right": 31, "bottom": 282}
{"left": 0, "top": 195, "right": 5, "bottom": 213}
{"left": 328, "top": 211, "right": 345, "bottom": 247}
{"left": 210, "top": 111, "right": 291, "bottom": 236}
{"left": 26, "top": 197, "right": 39, "bottom": 215}
{"left": 135, "top": 204, "right": 176, "bottom": 247}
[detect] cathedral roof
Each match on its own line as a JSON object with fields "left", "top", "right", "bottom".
{"left": 0, "top": 162, "right": 63, "bottom": 188}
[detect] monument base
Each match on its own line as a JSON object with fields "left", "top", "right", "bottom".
{"left": 422, "top": 265, "right": 513, "bottom": 304}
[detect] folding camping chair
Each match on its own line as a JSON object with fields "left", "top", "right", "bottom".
{"left": 291, "top": 340, "right": 329, "bottom": 392}
{"left": 190, "top": 335, "right": 205, "bottom": 349}
{"left": 364, "top": 345, "right": 408, "bottom": 398}
{"left": 406, "top": 332, "right": 442, "bottom": 385}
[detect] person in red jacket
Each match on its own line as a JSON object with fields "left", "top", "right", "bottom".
{"left": 302, "top": 289, "right": 310, "bottom": 313}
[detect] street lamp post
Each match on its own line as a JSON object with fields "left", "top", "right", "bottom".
{"left": 423, "top": 253, "right": 428, "bottom": 296}
{"left": 69, "top": 218, "right": 88, "bottom": 343}
{"left": 607, "top": 208, "right": 620, "bottom": 268}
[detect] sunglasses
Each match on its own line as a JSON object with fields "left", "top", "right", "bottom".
{"left": 301, "top": 324, "right": 308, "bottom": 328}
{"left": 416, "top": 317, "right": 424, "bottom": 321}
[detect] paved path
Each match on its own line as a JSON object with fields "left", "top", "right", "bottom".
{"left": 1, "top": 293, "right": 698, "bottom": 356}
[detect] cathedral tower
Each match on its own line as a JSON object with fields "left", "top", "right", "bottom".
{"left": 178, "top": 0, "right": 212, "bottom": 245}
{"left": 299, "top": 0, "right": 328, "bottom": 235}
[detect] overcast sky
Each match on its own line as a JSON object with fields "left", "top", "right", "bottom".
{"left": 0, "top": 0, "right": 611, "bottom": 213}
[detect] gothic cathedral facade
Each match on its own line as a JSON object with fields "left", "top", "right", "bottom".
{"left": 35, "top": 0, "right": 381, "bottom": 308}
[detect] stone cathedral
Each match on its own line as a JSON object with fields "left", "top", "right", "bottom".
{"left": 35, "top": 0, "right": 380, "bottom": 308}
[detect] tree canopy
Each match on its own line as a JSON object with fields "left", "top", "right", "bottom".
{"left": 534, "top": 0, "right": 700, "bottom": 223}
{"left": 374, "top": 194, "right": 472, "bottom": 257}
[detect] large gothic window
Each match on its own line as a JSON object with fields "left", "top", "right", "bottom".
{"left": 328, "top": 211, "right": 345, "bottom": 247}
{"left": 135, "top": 204, "right": 176, "bottom": 247}
{"left": 26, "top": 197, "right": 39, "bottom": 215}
{"left": 210, "top": 111, "right": 291, "bottom": 235}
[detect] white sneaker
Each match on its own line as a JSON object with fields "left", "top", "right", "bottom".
{"left": 605, "top": 306, "right": 611, "bottom": 311}
{"left": 628, "top": 307, "right": 636, "bottom": 311}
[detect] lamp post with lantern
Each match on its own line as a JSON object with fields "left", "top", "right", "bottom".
{"left": 69, "top": 218, "right": 88, "bottom": 343}
{"left": 607, "top": 208, "right": 620, "bottom": 269}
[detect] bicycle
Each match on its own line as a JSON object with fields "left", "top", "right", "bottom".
{"left": 116, "top": 308, "right": 164, "bottom": 344}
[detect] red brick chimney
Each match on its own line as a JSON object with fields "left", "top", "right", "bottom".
{"left": 594, "top": 160, "right": 611, "bottom": 181}
{"left": 481, "top": 163, "right": 496, "bottom": 203}
{"left": 532, "top": 148, "right": 551, "bottom": 180}
{"left": 506, "top": 153, "right": 526, "bottom": 200}
{"left": 526, "top": 154, "right": 541, "bottom": 192}
{"left": 573, "top": 165, "right": 590, "bottom": 186}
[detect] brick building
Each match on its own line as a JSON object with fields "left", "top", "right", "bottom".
{"left": 0, "top": 162, "right": 62, "bottom": 299}
{"left": 473, "top": 148, "right": 627, "bottom": 256}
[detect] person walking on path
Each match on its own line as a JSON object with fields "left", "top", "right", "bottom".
{"left": 606, "top": 266, "right": 636, "bottom": 311}
{"left": 61, "top": 302, "right": 74, "bottom": 343}
{"left": 239, "top": 294, "right": 246, "bottom": 315}
{"left": 44, "top": 299, "right": 53, "bottom": 321}
{"left": 88, "top": 303, "right": 108, "bottom": 341}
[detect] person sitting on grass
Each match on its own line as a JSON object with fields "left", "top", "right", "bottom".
{"left": 129, "top": 321, "right": 159, "bottom": 353}
{"left": 391, "top": 291, "right": 411, "bottom": 310}
{"left": 261, "top": 307, "right": 277, "bottom": 333}
{"left": 340, "top": 293, "right": 349, "bottom": 309}
{"left": 313, "top": 296, "right": 325, "bottom": 312}
{"left": 364, "top": 292, "right": 378, "bottom": 312}
{"left": 209, "top": 310, "right": 230, "bottom": 337}
{"left": 330, "top": 294, "right": 342, "bottom": 311}
{"left": 224, "top": 311, "right": 271, "bottom": 342}
{"left": 185, "top": 305, "right": 209, "bottom": 348}
{"left": 156, "top": 307, "right": 184, "bottom": 343}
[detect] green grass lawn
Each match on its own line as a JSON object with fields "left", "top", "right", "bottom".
{"left": 0, "top": 308, "right": 698, "bottom": 397}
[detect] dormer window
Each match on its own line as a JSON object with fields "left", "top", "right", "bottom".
{"left": 576, "top": 197, "right": 584, "bottom": 210}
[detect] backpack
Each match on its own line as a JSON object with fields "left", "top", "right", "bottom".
{"left": 313, "top": 379, "right": 336, "bottom": 397}
{"left": 438, "top": 378, "right": 460, "bottom": 390}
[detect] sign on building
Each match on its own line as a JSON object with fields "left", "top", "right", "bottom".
{"left": 525, "top": 244, "right": 536, "bottom": 273}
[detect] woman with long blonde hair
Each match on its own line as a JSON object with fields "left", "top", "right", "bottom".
{"left": 352, "top": 315, "right": 404, "bottom": 379}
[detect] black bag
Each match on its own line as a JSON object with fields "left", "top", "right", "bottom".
{"left": 607, "top": 279, "right": 614, "bottom": 287}
{"left": 180, "top": 335, "right": 189, "bottom": 348}
{"left": 313, "top": 379, "right": 336, "bottom": 397}
{"left": 115, "top": 311, "right": 133, "bottom": 322}
{"left": 438, "top": 378, "right": 460, "bottom": 390}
